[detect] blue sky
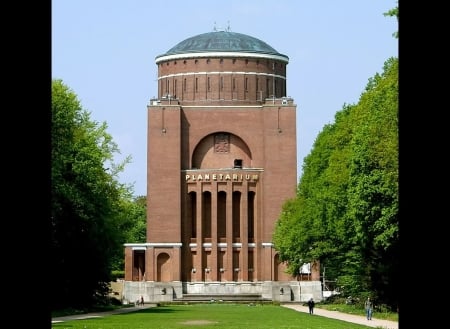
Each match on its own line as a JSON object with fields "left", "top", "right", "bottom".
{"left": 52, "top": 0, "right": 398, "bottom": 197}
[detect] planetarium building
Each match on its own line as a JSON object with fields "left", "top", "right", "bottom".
{"left": 123, "top": 30, "right": 322, "bottom": 303}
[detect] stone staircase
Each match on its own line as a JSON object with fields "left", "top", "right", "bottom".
{"left": 175, "top": 293, "right": 269, "bottom": 303}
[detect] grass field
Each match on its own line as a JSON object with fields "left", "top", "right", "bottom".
{"left": 51, "top": 303, "right": 378, "bottom": 329}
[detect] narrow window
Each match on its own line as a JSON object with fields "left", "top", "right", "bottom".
{"left": 184, "top": 78, "right": 186, "bottom": 91}
{"left": 233, "top": 78, "right": 236, "bottom": 91}
{"left": 245, "top": 77, "right": 248, "bottom": 91}
{"left": 220, "top": 76, "right": 224, "bottom": 90}
{"left": 207, "top": 77, "right": 211, "bottom": 91}
{"left": 195, "top": 77, "right": 198, "bottom": 92}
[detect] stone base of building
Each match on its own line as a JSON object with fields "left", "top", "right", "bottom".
{"left": 122, "top": 280, "right": 323, "bottom": 304}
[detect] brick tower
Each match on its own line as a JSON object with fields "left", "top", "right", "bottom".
{"left": 123, "top": 29, "right": 322, "bottom": 303}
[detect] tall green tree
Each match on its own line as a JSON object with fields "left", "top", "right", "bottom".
{"left": 273, "top": 57, "right": 398, "bottom": 309}
{"left": 51, "top": 79, "right": 132, "bottom": 309}
{"left": 274, "top": 104, "right": 365, "bottom": 292}
{"left": 347, "top": 57, "right": 399, "bottom": 306}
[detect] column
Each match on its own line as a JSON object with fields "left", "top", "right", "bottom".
{"left": 194, "top": 184, "right": 203, "bottom": 281}
{"left": 146, "top": 247, "right": 155, "bottom": 281}
{"left": 226, "top": 182, "right": 233, "bottom": 281}
{"left": 240, "top": 182, "right": 249, "bottom": 280}
{"left": 211, "top": 181, "right": 218, "bottom": 280}
{"left": 172, "top": 246, "right": 181, "bottom": 281}
{"left": 124, "top": 247, "right": 133, "bottom": 281}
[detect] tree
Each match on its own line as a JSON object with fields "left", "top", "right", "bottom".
{"left": 127, "top": 195, "right": 147, "bottom": 243}
{"left": 110, "top": 195, "right": 147, "bottom": 272}
{"left": 51, "top": 79, "right": 132, "bottom": 309}
{"left": 273, "top": 57, "right": 398, "bottom": 309}
{"left": 347, "top": 57, "right": 399, "bottom": 307}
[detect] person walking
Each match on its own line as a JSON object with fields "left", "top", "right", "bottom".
{"left": 307, "top": 298, "right": 315, "bottom": 315}
{"left": 365, "top": 297, "right": 373, "bottom": 320}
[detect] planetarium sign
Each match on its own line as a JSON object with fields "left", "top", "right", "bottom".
{"left": 185, "top": 173, "right": 259, "bottom": 182}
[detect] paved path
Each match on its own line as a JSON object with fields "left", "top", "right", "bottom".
{"left": 51, "top": 304, "right": 156, "bottom": 323}
{"left": 52, "top": 303, "right": 399, "bottom": 328}
{"left": 281, "top": 303, "right": 398, "bottom": 329}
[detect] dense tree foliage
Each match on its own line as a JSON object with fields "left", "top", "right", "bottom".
{"left": 273, "top": 57, "right": 398, "bottom": 309}
{"left": 126, "top": 195, "right": 147, "bottom": 244}
{"left": 51, "top": 79, "right": 146, "bottom": 309}
{"left": 347, "top": 58, "right": 399, "bottom": 306}
{"left": 110, "top": 195, "right": 147, "bottom": 272}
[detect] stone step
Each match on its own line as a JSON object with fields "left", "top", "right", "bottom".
{"left": 178, "top": 293, "right": 265, "bottom": 302}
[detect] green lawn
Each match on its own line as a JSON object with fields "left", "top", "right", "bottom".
{"left": 51, "top": 303, "right": 377, "bottom": 329}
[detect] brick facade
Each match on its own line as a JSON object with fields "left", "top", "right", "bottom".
{"left": 124, "top": 31, "right": 320, "bottom": 289}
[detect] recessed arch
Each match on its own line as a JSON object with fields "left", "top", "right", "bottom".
{"left": 157, "top": 252, "right": 171, "bottom": 282}
{"left": 192, "top": 132, "right": 252, "bottom": 169}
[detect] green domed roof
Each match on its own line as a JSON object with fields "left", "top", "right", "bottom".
{"left": 156, "top": 31, "right": 288, "bottom": 62}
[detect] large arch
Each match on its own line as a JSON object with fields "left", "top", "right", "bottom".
{"left": 191, "top": 132, "right": 252, "bottom": 169}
